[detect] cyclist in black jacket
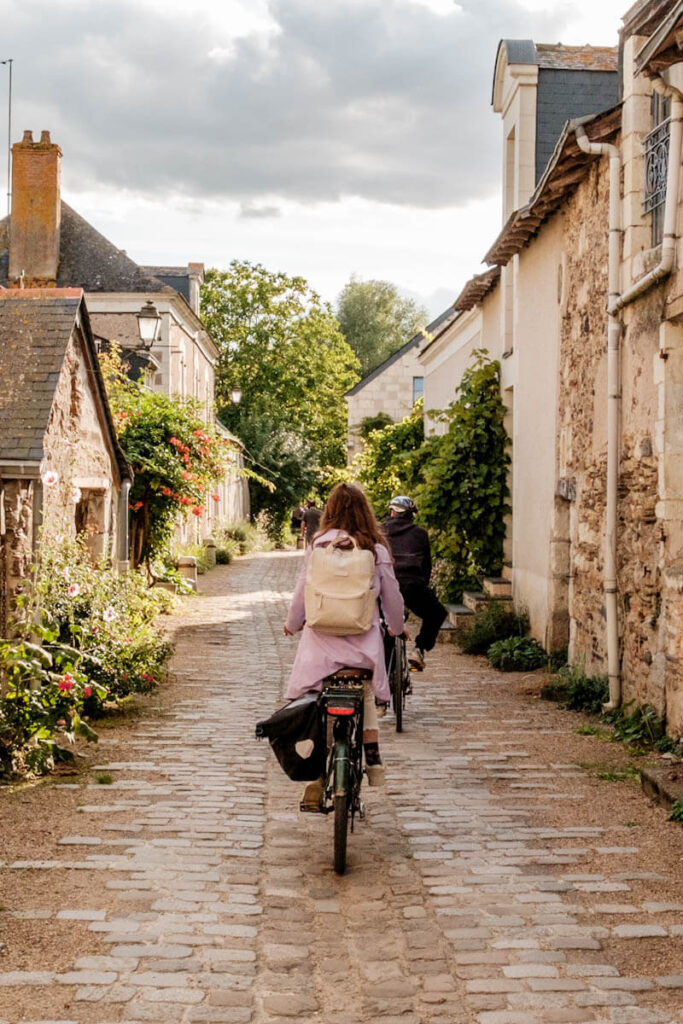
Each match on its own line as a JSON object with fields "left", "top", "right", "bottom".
{"left": 382, "top": 496, "right": 447, "bottom": 670}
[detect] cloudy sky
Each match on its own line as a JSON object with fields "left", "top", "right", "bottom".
{"left": 1, "top": 0, "right": 627, "bottom": 315}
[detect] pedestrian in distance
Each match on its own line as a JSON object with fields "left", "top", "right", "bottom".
{"left": 290, "top": 502, "right": 305, "bottom": 535}
{"left": 382, "top": 495, "right": 447, "bottom": 671}
{"left": 301, "top": 498, "right": 322, "bottom": 548}
{"left": 283, "top": 482, "right": 405, "bottom": 806}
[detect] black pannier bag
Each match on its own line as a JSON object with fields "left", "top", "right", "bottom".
{"left": 255, "top": 692, "right": 326, "bottom": 781}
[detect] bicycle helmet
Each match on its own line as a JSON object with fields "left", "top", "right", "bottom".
{"left": 389, "top": 495, "right": 418, "bottom": 516}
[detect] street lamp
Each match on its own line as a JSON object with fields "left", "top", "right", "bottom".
{"left": 230, "top": 386, "right": 242, "bottom": 405}
{"left": 136, "top": 300, "right": 162, "bottom": 350}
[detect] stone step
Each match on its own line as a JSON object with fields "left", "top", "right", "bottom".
{"left": 462, "top": 591, "right": 489, "bottom": 613}
{"left": 463, "top": 590, "right": 513, "bottom": 613}
{"left": 445, "top": 603, "right": 474, "bottom": 628}
{"left": 483, "top": 577, "right": 512, "bottom": 599}
{"left": 436, "top": 621, "right": 460, "bottom": 644}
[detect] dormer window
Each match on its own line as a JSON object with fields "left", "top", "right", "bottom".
{"left": 644, "top": 91, "right": 671, "bottom": 246}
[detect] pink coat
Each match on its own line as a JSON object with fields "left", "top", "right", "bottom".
{"left": 284, "top": 529, "right": 405, "bottom": 703}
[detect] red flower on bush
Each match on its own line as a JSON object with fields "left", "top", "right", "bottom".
{"left": 58, "top": 674, "right": 74, "bottom": 692}
{"left": 169, "top": 437, "right": 180, "bottom": 446}
{"left": 212, "top": 493, "right": 220, "bottom": 502}
{"left": 84, "top": 686, "right": 92, "bottom": 698}
{"left": 161, "top": 486, "right": 172, "bottom": 497}
{"left": 192, "top": 506, "right": 204, "bottom": 516}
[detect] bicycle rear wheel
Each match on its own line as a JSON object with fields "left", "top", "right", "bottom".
{"left": 392, "top": 638, "right": 404, "bottom": 733}
{"left": 333, "top": 793, "right": 348, "bottom": 874}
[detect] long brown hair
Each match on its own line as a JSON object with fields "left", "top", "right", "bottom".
{"left": 318, "top": 483, "right": 389, "bottom": 555}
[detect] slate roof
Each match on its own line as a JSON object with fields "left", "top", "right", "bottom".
{"left": 0, "top": 203, "right": 173, "bottom": 294}
{"left": 142, "top": 265, "right": 191, "bottom": 304}
{"left": 492, "top": 40, "right": 619, "bottom": 182}
{"left": 0, "top": 289, "right": 131, "bottom": 479}
{"left": 345, "top": 307, "right": 457, "bottom": 397}
{"left": 484, "top": 104, "right": 622, "bottom": 266}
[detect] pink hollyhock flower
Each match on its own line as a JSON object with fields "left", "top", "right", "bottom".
{"left": 42, "top": 470, "right": 59, "bottom": 487}
{"left": 70, "top": 485, "right": 82, "bottom": 503}
{"left": 68, "top": 583, "right": 80, "bottom": 597}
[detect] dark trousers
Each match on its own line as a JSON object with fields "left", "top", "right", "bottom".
{"left": 398, "top": 579, "right": 447, "bottom": 652}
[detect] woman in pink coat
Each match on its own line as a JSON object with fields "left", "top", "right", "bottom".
{"left": 284, "top": 483, "right": 405, "bottom": 802}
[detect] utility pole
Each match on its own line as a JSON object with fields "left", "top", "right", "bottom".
{"left": 0, "top": 59, "right": 12, "bottom": 216}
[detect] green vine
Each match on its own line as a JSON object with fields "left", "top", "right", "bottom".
{"left": 416, "top": 351, "right": 510, "bottom": 602}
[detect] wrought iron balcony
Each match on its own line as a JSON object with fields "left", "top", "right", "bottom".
{"left": 644, "top": 117, "right": 671, "bottom": 214}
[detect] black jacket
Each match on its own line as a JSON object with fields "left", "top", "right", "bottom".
{"left": 382, "top": 517, "right": 431, "bottom": 585}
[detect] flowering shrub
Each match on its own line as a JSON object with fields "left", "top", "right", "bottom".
{"left": 0, "top": 537, "right": 173, "bottom": 777}
{"left": 100, "top": 347, "right": 241, "bottom": 567}
{"left": 0, "top": 636, "right": 105, "bottom": 776}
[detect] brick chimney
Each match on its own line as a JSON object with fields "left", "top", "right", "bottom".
{"left": 9, "top": 130, "right": 62, "bottom": 286}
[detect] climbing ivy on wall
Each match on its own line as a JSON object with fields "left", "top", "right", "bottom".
{"left": 416, "top": 351, "right": 511, "bottom": 602}
{"left": 355, "top": 400, "right": 425, "bottom": 517}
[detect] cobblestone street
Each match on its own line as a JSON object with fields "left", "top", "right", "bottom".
{"left": 1, "top": 551, "right": 683, "bottom": 1024}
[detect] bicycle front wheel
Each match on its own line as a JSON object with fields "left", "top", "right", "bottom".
{"left": 392, "top": 638, "right": 404, "bottom": 733}
{"left": 333, "top": 793, "right": 348, "bottom": 874}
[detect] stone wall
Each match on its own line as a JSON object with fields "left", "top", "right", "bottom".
{"left": 0, "top": 480, "right": 35, "bottom": 629}
{"left": 558, "top": 157, "right": 667, "bottom": 717}
{"left": 2, "top": 325, "right": 122, "bottom": 620}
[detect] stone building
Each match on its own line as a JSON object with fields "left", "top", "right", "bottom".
{"left": 345, "top": 309, "right": 455, "bottom": 462}
{"left": 417, "top": 1, "right": 683, "bottom": 736}
{"left": 0, "top": 131, "right": 248, "bottom": 539}
{"left": 0, "top": 289, "right": 131, "bottom": 632}
{"left": 420, "top": 41, "right": 619, "bottom": 640}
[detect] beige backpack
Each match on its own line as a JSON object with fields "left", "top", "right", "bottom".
{"left": 304, "top": 534, "right": 377, "bottom": 636}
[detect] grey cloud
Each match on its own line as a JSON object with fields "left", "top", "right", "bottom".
{"left": 3, "top": 0, "right": 573, "bottom": 209}
{"left": 239, "top": 203, "right": 282, "bottom": 219}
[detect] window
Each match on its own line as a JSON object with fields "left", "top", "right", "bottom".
{"left": 412, "top": 376, "right": 424, "bottom": 404}
{"left": 645, "top": 91, "right": 671, "bottom": 246}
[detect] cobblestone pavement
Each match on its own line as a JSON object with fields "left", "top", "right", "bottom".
{"left": 1, "top": 551, "right": 683, "bottom": 1024}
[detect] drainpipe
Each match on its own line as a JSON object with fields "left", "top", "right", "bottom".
{"left": 573, "top": 76, "right": 683, "bottom": 711}
{"left": 118, "top": 478, "right": 132, "bottom": 573}
{"left": 575, "top": 125, "right": 622, "bottom": 710}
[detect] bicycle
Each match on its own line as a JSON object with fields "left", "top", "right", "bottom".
{"left": 301, "top": 668, "right": 368, "bottom": 874}
{"left": 387, "top": 632, "right": 411, "bottom": 733}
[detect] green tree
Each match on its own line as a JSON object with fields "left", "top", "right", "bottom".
{"left": 201, "top": 261, "right": 359, "bottom": 536}
{"left": 354, "top": 400, "right": 426, "bottom": 518}
{"left": 336, "top": 277, "right": 427, "bottom": 377}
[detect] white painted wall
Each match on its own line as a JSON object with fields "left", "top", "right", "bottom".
{"left": 506, "top": 211, "right": 563, "bottom": 646}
